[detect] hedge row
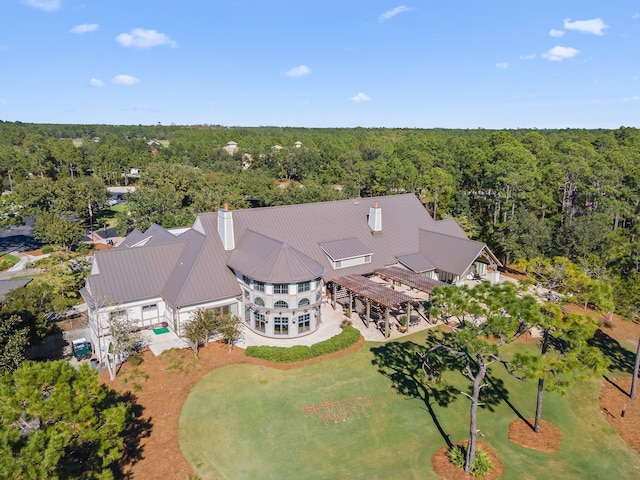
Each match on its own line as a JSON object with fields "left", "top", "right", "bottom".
{"left": 245, "top": 326, "right": 361, "bottom": 363}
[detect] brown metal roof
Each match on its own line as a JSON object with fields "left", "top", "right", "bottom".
{"left": 396, "top": 252, "right": 436, "bottom": 273}
{"left": 198, "top": 193, "right": 441, "bottom": 282}
{"left": 418, "top": 230, "right": 487, "bottom": 276}
{"left": 332, "top": 274, "right": 412, "bottom": 308}
{"left": 227, "top": 230, "right": 325, "bottom": 283}
{"left": 319, "top": 237, "right": 372, "bottom": 261}
{"left": 373, "top": 266, "right": 447, "bottom": 294}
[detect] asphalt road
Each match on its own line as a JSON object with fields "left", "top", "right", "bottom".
{"left": 0, "top": 218, "right": 43, "bottom": 253}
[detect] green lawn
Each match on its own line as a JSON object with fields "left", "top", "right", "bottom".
{"left": 179, "top": 334, "right": 639, "bottom": 480}
{"left": 0, "top": 253, "right": 20, "bottom": 271}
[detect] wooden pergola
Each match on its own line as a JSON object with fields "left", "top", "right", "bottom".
{"left": 330, "top": 274, "right": 413, "bottom": 337}
{"left": 373, "top": 266, "right": 447, "bottom": 296}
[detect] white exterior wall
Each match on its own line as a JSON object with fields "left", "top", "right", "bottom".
{"left": 239, "top": 276, "right": 322, "bottom": 338}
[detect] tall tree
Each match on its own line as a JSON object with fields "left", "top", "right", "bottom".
{"left": 0, "top": 360, "right": 129, "bottom": 479}
{"left": 423, "top": 283, "right": 535, "bottom": 474}
{"left": 512, "top": 305, "right": 608, "bottom": 432}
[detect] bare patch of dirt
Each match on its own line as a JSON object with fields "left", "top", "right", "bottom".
{"left": 507, "top": 418, "right": 561, "bottom": 452}
{"left": 599, "top": 377, "right": 640, "bottom": 453}
{"left": 102, "top": 335, "right": 364, "bottom": 479}
{"left": 24, "top": 249, "right": 43, "bottom": 256}
{"left": 432, "top": 441, "right": 504, "bottom": 480}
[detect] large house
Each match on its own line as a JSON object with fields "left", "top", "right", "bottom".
{"left": 81, "top": 193, "right": 501, "bottom": 363}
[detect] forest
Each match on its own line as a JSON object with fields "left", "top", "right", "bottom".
{"left": 0, "top": 120, "right": 638, "bottom": 320}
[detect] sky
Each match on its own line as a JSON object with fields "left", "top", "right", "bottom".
{"left": 0, "top": 1, "right": 638, "bottom": 129}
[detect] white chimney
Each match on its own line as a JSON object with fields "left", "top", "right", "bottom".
{"left": 368, "top": 201, "right": 382, "bottom": 232}
{"left": 217, "top": 203, "right": 235, "bottom": 250}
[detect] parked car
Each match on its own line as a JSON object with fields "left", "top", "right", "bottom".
{"left": 71, "top": 338, "right": 92, "bottom": 360}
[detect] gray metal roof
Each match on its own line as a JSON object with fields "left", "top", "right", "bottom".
{"left": 319, "top": 237, "right": 372, "bottom": 261}
{"left": 396, "top": 252, "right": 436, "bottom": 273}
{"left": 227, "top": 230, "right": 325, "bottom": 283}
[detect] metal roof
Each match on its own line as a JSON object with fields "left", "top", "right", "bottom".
{"left": 418, "top": 230, "right": 487, "bottom": 276}
{"left": 227, "top": 230, "right": 325, "bottom": 283}
{"left": 373, "top": 266, "right": 447, "bottom": 294}
{"left": 430, "top": 218, "right": 469, "bottom": 239}
{"left": 396, "top": 252, "right": 436, "bottom": 273}
{"left": 198, "top": 193, "right": 440, "bottom": 282}
{"left": 319, "top": 237, "right": 372, "bottom": 261}
{"left": 332, "top": 274, "right": 412, "bottom": 308}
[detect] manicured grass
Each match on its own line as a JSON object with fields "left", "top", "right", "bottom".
{"left": 179, "top": 333, "right": 639, "bottom": 480}
{"left": 0, "top": 253, "right": 19, "bottom": 271}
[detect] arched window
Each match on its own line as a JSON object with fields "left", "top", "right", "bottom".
{"left": 298, "top": 298, "right": 310, "bottom": 308}
{"left": 254, "top": 297, "right": 265, "bottom": 306}
{"left": 274, "top": 300, "right": 288, "bottom": 309}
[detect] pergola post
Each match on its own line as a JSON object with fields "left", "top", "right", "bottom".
{"left": 384, "top": 307, "right": 390, "bottom": 338}
{"left": 332, "top": 283, "right": 337, "bottom": 310}
{"left": 348, "top": 291, "right": 353, "bottom": 316}
{"left": 365, "top": 300, "right": 370, "bottom": 328}
{"left": 406, "top": 301, "right": 412, "bottom": 331}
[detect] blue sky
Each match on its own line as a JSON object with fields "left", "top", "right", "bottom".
{"left": 0, "top": 1, "right": 638, "bottom": 128}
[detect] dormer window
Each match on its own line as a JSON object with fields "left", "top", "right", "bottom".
{"left": 320, "top": 238, "right": 373, "bottom": 270}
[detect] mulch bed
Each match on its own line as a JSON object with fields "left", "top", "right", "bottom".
{"left": 507, "top": 418, "right": 562, "bottom": 452}
{"left": 599, "top": 377, "right": 640, "bottom": 453}
{"left": 432, "top": 441, "right": 504, "bottom": 480}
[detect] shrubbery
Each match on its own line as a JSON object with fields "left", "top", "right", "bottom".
{"left": 245, "top": 326, "right": 361, "bottom": 363}
{"left": 447, "top": 444, "right": 493, "bottom": 478}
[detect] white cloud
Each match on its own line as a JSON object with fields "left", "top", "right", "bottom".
{"left": 89, "top": 78, "right": 104, "bottom": 87}
{"left": 349, "top": 92, "right": 370, "bottom": 103}
{"left": 519, "top": 53, "right": 536, "bottom": 60}
{"left": 70, "top": 23, "right": 99, "bottom": 34}
{"left": 542, "top": 45, "right": 579, "bottom": 61}
{"left": 21, "top": 0, "right": 61, "bottom": 12}
{"left": 563, "top": 18, "right": 608, "bottom": 35}
{"left": 111, "top": 74, "right": 139, "bottom": 86}
{"left": 284, "top": 65, "right": 311, "bottom": 77}
{"left": 633, "top": 13, "right": 640, "bottom": 20}
{"left": 549, "top": 29, "right": 565, "bottom": 37}
{"left": 379, "top": 5, "right": 412, "bottom": 23}
{"left": 623, "top": 96, "right": 640, "bottom": 102}
{"left": 496, "top": 62, "right": 508, "bottom": 70}
{"left": 115, "top": 28, "right": 176, "bottom": 49}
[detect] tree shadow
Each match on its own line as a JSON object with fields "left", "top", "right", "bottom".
{"left": 589, "top": 330, "right": 635, "bottom": 378}
{"left": 371, "top": 341, "right": 459, "bottom": 448}
{"left": 485, "top": 373, "right": 533, "bottom": 430}
{"left": 110, "top": 391, "right": 153, "bottom": 479}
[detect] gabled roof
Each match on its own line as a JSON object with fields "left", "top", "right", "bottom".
{"left": 227, "top": 230, "right": 325, "bottom": 283}
{"left": 418, "top": 230, "right": 489, "bottom": 276}
{"left": 86, "top": 224, "right": 241, "bottom": 308}
{"left": 0, "top": 278, "right": 32, "bottom": 300}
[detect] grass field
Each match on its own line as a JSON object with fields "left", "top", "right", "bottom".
{"left": 179, "top": 334, "right": 639, "bottom": 480}
{"left": 0, "top": 252, "right": 20, "bottom": 271}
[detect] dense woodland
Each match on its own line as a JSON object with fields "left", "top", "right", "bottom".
{"left": 0, "top": 121, "right": 638, "bottom": 320}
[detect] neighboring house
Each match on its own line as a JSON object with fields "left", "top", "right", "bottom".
{"left": 0, "top": 278, "right": 32, "bottom": 301}
{"left": 81, "top": 194, "right": 501, "bottom": 363}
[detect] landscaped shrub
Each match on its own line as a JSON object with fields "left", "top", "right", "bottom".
{"left": 245, "top": 326, "right": 360, "bottom": 363}
{"left": 41, "top": 245, "right": 54, "bottom": 254}
{"left": 446, "top": 444, "right": 494, "bottom": 479}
